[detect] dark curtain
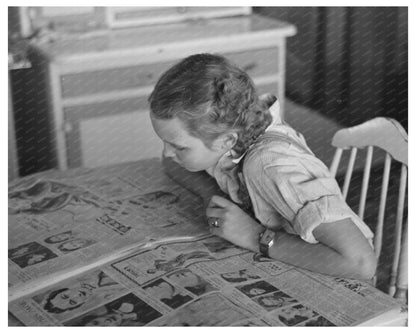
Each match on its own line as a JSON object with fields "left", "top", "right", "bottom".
{"left": 254, "top": 7, "right": 408, "bottom": 130}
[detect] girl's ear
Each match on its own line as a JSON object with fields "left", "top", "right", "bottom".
{"left": 224, "top": 132, "right": 238, "bottom": 150}
{"left": 212, "top": 132, "right": 238, "bottom": 151}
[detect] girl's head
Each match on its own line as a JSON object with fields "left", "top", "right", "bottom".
{"left": 149, "top": 53, "right": 273, "bottom": 171}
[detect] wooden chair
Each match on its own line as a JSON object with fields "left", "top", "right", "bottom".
{"left": 329, "top": 117, "right": 408, "bottom": 302}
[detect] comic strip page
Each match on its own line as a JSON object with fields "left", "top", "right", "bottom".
{"left": 9, "top": 235, "right": 403, "bottom": 327}
{"left": 8, "top": 160, "right": 209, "bottom": 295}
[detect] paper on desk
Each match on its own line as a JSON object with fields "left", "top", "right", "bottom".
{"left": 8, "top": 235, "right": 406, "bottom": 327}
{"left": 8, "top": 160, "right": 210, "bottom": 298}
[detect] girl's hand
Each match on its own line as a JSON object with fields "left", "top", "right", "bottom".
{"left": 206, "top": 195, "right": 264, "bottom": 252}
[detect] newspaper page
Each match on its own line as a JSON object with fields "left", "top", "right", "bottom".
{"left": 8, "top": 159, "right": 209, "bottom": 297}
{"left": 8, "top": 235, "right": 405, "bottom": 327}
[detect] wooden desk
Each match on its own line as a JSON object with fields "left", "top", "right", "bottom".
{"left": 8, "top": 159, "right": 407, "bottom": 326}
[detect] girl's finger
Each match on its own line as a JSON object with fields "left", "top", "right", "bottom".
{"left": 209, "top": 225, "right": 222, "bottom": 236}
{"left": 208, "top": 195, "right": 233, "bottom": 208}
{"left": 206, "top": 207, "right": 225, "bottom": 218}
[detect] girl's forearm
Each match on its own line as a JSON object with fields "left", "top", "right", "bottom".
{"left": 267, "top": 231, "right": 374, "bottom": 280}
{"left": 162, "top": 157, "right": 374, "bottom": 280}
{"left": 162, "top": 157, "right": 222, "bottom": 205}
{"left": 217, "top": 218, "right": 371, "bottom": 279}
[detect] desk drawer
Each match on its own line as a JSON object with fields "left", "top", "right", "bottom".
{"left": 63, "top": 80, "right": 279, "bottom": 168}
{"left": 60, "top": 47, "right": 279, "bottom": 98}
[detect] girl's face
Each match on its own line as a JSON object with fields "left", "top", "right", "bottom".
{"left": 150, "top": 115, "right": 227, "bottom": 172}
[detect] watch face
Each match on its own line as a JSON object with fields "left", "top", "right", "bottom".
{"left": 260, "top": 229, "right": 276, "bottom": 256}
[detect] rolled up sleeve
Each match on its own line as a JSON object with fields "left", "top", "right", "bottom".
{"left": 247, "top": 152, "right": 373, "bottom": 244}
{"left": 292, "top": 192, "right": 364, "bottom": 243}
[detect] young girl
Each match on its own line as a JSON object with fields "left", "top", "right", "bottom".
{"left": 148, "top": 53, "right": 376, "bottom": 280}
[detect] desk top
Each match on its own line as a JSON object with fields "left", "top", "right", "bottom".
{"left": 8, "top": 159, "right": 406, "bottom": 326}
{"left": 31, "top": 14, "right": 296, "bottom": 61}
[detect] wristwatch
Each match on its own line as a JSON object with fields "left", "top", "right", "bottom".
{"left": 259, "top": 228, "right": 276, "bottom": 257}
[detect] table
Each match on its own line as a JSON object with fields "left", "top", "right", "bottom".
{"left": 8, "top": 159, "right": 407, "bottom": 326}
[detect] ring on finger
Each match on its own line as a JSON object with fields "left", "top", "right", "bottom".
{"left": 210, "top": 218, "right": 220, "bottom": 228}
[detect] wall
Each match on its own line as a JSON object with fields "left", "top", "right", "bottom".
{"left": 9, "top": 7, "right": 58, "bottom": 176}
{"left": 254, "top": 7, "right": 408, "bottom": 129}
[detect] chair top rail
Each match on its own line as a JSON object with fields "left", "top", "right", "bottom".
{"left": 331, "top": 117, "right": 407, "bottom": 166}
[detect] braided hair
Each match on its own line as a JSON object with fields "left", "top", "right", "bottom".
{"left": 149, "top": 53, "right": 273, "bottom": 156}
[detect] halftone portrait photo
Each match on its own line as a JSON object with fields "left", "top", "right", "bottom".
{"left": 64, "top": 293, "right": 162, "bottom": 326}
{"left": 236, "top": 280, "right": 278, "bottom": 298}
{"left": 32, "top": 270, "right": 127, "bottom": 321}
{"left": 276, "top": 303, "right": 318, "bottom": 326}
{"left": 166, "top": 269, "right": 217, "bottom": 296}
{"left": 253, "top": 290, "right": 298, "bottom": 311}
{"left": 9, "top": 242, "right": 58, "bottom": 268}
{"left": 143, "top": 278, "right": 193, "bottom": 309}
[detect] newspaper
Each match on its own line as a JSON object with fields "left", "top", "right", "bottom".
{"left": 8, "top": 159, "right": 406, "bottom": 326}
{"left": 8, "top": 235, "right": 405, "bottom": 326}
{"left": 8, "top": 159, "right": 209, "bottom": 298}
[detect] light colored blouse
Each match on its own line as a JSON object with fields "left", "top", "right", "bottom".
{"left": 207, "top": 101, "right": 374, "bottom": 244}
